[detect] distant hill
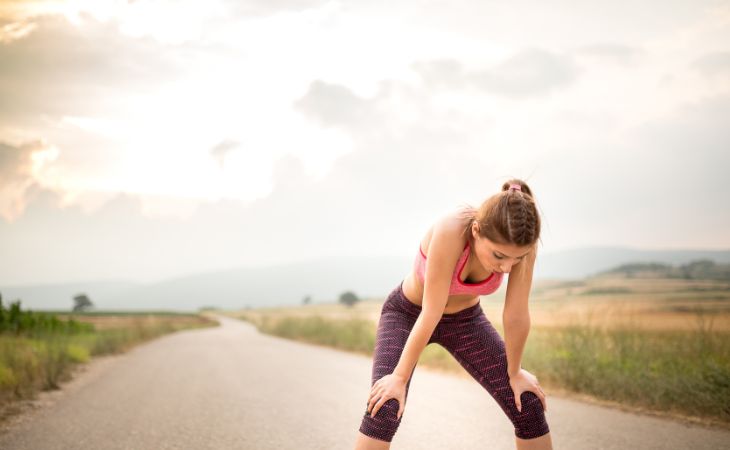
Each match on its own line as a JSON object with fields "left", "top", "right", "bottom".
{"left": 0, "top": 280, "right": 139, "bottom": 312}
{"left": 595, "top": 259, "right": 730, "bottom": 280}
{"left": 2, "top": 246, "right": 729, "bottom": 312}
{"left": 533, "top": 246, "right": 730, "bottom": 279}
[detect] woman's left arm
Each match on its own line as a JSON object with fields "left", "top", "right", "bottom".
{"left": 502, "top": 244, "right": 537, "bottom": 378}
{"left": 502, "top": 245, "right": 547, "bottom": 412}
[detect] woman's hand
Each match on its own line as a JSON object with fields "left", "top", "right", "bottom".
{"left": 509, "top": 368, "right": 547, "bottom": 413}
{"left": 367, "top": 373, "right": 408, "bottom": 420}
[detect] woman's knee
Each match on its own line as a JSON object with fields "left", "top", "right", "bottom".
{"left": 358, "top": 398, "right": 403, "bottom": 443}
{"left": 512, "top": 391, "right": 550, "bottom": 439}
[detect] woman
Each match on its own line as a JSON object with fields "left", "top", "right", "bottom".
{"left": 354, "top": 179, "right": 553, "bottom": 450}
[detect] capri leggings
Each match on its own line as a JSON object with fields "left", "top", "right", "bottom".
{"left": 359, "top": 280, "right": 550, "bottom": 443}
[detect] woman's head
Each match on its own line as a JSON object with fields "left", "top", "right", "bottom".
{"left": 459, "top": 178, "right": 541, "bottom": 273}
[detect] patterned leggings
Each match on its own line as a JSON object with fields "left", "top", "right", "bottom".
{"left": 359, "top": 281, "right": 550, "bottom": 443}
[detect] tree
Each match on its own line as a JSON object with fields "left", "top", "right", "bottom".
{"left": 0, "top": 291, "right": 5, "bottom": 328}
{"left": 339, "top": 291, "right": 359, "bottom": 308}
{"left": 72, "top": 293, "right": 93, "bottom": 312}
{"left": 302, "top": 295, "right": 312, "bottom": 305}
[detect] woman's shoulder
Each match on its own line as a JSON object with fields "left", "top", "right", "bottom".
{"left": 440, "top": 205, "right": 476, "bottom": 233}
{"left": 452, "top": 204, "right": 477, "bottom": 222}
{"left": 420, "top": 206, "right": 475, "bottom": 257}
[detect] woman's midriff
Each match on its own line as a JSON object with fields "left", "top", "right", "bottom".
{"left": 401, "top": 271, "right": 481, "bottom": 314}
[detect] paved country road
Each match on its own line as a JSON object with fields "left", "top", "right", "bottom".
{"left": 0, "top": 316, "right": 728, "bottom": 450}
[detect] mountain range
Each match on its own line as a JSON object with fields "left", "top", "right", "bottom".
{"left": 2, "top": 246, "right": 729, "bottom": 312}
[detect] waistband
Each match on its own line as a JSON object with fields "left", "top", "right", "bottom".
{"left": 393, "top": 280, "right": 483, "bottom": 322}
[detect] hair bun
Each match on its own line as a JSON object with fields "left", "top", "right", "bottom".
{"left": 501, "top": 179, "right": 533, "bottom": 197}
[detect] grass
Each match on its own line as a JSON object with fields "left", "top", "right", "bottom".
{"left": 0, "top": 313, "right": 218, "bottom": 409}
{"left": 522, "top": 321, "right": 730, "bottom": 422}
{"left": 260, "top": 315, "right": 376, "bottom": 355}
{"left": 579, "top": 287, "right": 634, "bottom": 295}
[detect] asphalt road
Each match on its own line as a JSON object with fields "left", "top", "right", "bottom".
{"left": 0, "top": 315, "right": 727, "bottom": 450}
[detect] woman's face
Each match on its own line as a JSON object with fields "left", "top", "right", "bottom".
{"left": 471, "top": 222, "right": 534, "bottom": 274}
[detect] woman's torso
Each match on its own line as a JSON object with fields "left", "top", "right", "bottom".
{"left": 401, "top": 208, "right": 498, "bottom": 314}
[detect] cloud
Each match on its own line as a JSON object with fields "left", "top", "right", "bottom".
{"left": 210, "top": 139, "right": 241, "bottom": 169}
{"left": 3, "top": 93, "right": 729, "bottom": 285}
{"left": 411, "top": 48, "right": 580, "bottom": 98}
{"left": 293, "top": 80, "right": 374, "bottom": 128}
{"left": 223, "top": 0, "right": 330, "bottom": 17}
{"left": 575, "top": 43, "right": 646, "bottom": 66}
{"left": 293, "top": 77, "right": 509, "bottom": 219}
{"left": 0, "top": 19, "right": 37, "bottom": 43}
{"left": 469, "top": 48, "right": 579, "bottom": 98}
{"left": 0, "top": 14, "right": 182, "bottom": 122}
{"left": 270, "top": 154, "right": 310, "bottom": 193}
{"left": 0, "top": 139, "right": 60, "bottom": 222}
{"left": 0, "top": 72, "right": 508, "bottom": 284}
{"left": 690, "top": 51, "right": 730, "bottom": 78}
{"left": 630, "top": 94, "right": 730, "bottom": 193}
{"left": 294, "top": 78, "right": 454, "bottom": 144}
{"left": 409, "top": 59, "right": 465, "bottom": 89}
{"left": 0, "top": 140, "right": 36, "bottom": 184}
{"left": 539, "top": 94, "right": 730, "bottom": 249}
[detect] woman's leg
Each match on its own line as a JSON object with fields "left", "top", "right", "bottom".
{"left": 432, "top": 309, "right": 551, "bottom": 442}
{"left": 357, "top": 284, "right": 429, "bottom": 446}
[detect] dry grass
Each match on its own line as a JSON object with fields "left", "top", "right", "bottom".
{"left": 52, "top": 313, "right": 213, "bottom": 331}
{"left": 224, "top": 276, "right": 730, "bottom": 333}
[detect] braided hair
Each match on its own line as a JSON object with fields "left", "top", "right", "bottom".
{"left": 459, "top": 178, "right": 542, "bottom": 250}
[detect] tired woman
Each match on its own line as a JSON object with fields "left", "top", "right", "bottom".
{"left": 354, "top": 179, "right": 553, "bottom": 450}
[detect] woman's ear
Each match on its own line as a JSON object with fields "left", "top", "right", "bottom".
{"left": 471, "top": 221, "right": 479, "bottom": 239}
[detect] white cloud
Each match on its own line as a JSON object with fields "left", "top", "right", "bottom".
{"left": 0, "top": 15, "right": 183, "bottom": 122}
{"left": 0, "top": 139, "right": 61, "bottom": 222}
{"left": 293, "top": 80, "right": 377, "bottom": 129}
{"left": 691, "top": 50, "right": 730, "bottom": 77}
{"left": 574, "top": 43, "right": 646, "bottom": 67}
{"left": 209, "top": 139, "right": 240, "bottom": 169}
{"left": 411, "top": 48, "right": 581, "bottom": 98}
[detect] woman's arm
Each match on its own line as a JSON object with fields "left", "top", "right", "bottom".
{"left": 392, "top": 218, "right": 463, "bottom": 380}
{"left": 502, "top": 244, "right": 537, "bottom": 377}
{"left": 502, "top": 245, "right": 548, "bottom": 413}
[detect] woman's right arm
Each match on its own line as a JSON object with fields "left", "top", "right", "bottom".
{"left": 392, "top": 217, "right": 464, "bottom": 380}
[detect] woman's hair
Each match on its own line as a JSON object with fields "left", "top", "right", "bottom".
{"left": 458, "top": 178, "right": 542, "bottom": 251}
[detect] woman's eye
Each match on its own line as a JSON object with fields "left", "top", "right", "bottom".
{"left": 494, "top": 253, "right": 503, "bottom": 259}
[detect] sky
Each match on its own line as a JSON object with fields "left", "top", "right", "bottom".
{"left": 1, "top": 0, "right": 729, "bottom": 285}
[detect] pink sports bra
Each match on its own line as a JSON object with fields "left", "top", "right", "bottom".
{"left": 413, "top": 240, "right": 504, "bottom": 296}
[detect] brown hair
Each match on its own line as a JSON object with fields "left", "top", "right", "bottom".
{"left": 458, "top": 178, "right": 542, "bottom": 252}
